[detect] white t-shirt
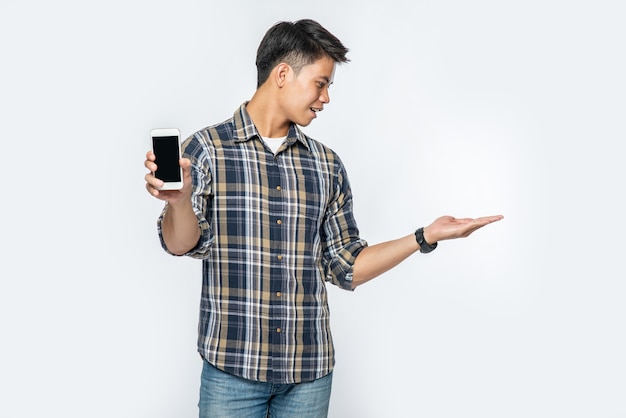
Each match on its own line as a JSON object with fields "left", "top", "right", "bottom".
{"left": 262, "top": 135, "right": 287, "bottom": 154}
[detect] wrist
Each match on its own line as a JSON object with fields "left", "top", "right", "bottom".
{"left": 423, "top": 226, "right": 435, "bottom": 245}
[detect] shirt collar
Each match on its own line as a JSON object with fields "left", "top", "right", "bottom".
{"left": 232, "top": 102, "right": 311, "bottom": 151}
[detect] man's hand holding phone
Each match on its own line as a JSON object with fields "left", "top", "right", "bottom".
{"left": 145, "top": 128, "right": 192, "bottom": 204}
{"left": 145, "top": 129, "right": 200, "bottom": 254}
{"left": 144, "top": 151, "right": 192, "bottom": 204}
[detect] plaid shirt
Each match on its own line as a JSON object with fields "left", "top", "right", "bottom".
{"left": 158, "top": 103, "right": 367, "bottom": 384}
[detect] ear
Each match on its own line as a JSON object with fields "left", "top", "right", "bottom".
{"left": 274, "top": 63, "right": 291, "bottom": 88}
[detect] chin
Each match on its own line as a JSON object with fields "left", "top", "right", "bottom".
{"left": 288, "top": 111, "right": 315, "bottom": 127}
{"left": 300, "top": 115, "right": 317, "bottom": 127}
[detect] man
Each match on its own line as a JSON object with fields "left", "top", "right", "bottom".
{"left": 144, "top": 19, "right": 503, "bottom": 418}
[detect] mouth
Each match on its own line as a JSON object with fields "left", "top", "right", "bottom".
{"left": 310, "top": 107, "right": 322, "bottom": 117}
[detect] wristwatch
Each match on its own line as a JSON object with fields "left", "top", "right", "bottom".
{"left": 415, "top": 227, "right": 438, "bottom": 254}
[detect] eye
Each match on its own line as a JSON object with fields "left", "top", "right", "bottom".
{"left": 317, "top": 82, "right": 326, "bottom": 88}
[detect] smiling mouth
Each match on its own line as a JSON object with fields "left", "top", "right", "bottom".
{"left": 311, "top": 107, "right": 322, "bottom": 115}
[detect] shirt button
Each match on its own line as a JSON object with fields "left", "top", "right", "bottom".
{"left": 276, "top": 219, "right": 282, "bottom": 225}
{"left": 276, "top": 292, "right": 281, "bottom": 297}
{"left": 277, "top": 255, "right": 283, "bottom": 261}
{"left": 276, "top": 328, "right": 282, "bottom": 333}
{"left": 276, "top": 186, "right": 281, "bottom": 191}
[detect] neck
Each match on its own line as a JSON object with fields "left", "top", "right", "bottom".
{"left": 246, "top": 87, "right": 290, "bottom": 138}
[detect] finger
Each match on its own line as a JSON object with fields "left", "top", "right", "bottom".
{"left": 464, "top": 215, "right": 503, "bottom": 235}
{"left": 179, "top": 157, "right": 192, "bottom": 174}
{"left": 144, "top": 172, "right": 164, "bottom": 189}
{"left": 144, "top": 158, "right": 158, "bottom": 172}
{"left": 145, "top": 150, "right": 156, "bottom": 161}
{"left": 145, "top": 182, "right": 160, "bottom": 197}
{"left": 475, "top": 215, "right": 504, "bottom": 225}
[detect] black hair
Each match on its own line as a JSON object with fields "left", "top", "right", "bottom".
{"left": 255, "top": 19, "right": 349, "bottom": 88}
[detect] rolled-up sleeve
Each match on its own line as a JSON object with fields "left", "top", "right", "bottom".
{"left": 320, "top": 160, "right": 368, "bottom": 290}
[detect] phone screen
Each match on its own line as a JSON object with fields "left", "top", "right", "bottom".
{"left": 152, "top": 135, "right": 181, "bottom": 182}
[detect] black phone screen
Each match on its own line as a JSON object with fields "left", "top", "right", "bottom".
{"left": 152, "top": 136, "right": 181, "bottom": 182}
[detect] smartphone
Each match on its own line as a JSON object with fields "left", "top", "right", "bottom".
{"left": 150, "top": 128, "right": 183, "bottom": 190}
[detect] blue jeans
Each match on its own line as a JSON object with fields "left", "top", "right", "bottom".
{"left": 198, "top": 360, "right": 333, "bottom": 418}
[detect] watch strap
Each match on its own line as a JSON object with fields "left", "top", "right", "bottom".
{"left": 415, "top": 227, "right": 438, "bottom": 253}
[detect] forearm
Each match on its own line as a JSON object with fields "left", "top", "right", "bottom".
{"left": 351, "top": 233, "right": 419, "bottom": 288}
{"left": 349, "top": 214, "right": 504, "bottom": 288}
{"left": 161, "top": 200, "right": 201, "bottom": 255}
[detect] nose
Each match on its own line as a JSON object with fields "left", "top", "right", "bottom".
{"left": 320, "top": 86, "right": 330, "bottom": 104}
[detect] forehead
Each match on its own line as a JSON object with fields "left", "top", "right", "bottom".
{"left": 299, "top": 56, "right": 336, "bottom": 80}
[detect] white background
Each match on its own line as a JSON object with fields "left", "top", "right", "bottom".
{"left": 1, "top": 0, "right": 625, "bottom": 417}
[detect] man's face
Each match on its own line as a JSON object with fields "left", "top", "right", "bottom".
{"left": 281, "top": 56, "right": 336, "bottom": 127}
